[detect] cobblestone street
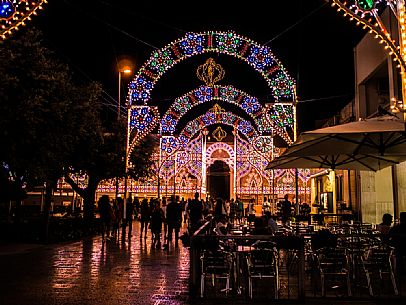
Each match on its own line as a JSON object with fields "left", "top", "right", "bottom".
{"left": 0, "top": 223, "right": 189, "bottom": 305}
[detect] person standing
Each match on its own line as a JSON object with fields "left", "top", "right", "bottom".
{"left": 262, "top": 197, "right": 270, "bottom": 215}
{"left": 98, "top": 195, "right": 112, "bottom": 241}
{"left": 140, "top": 198, "right": 150, "bottom": 239}
{"left": 166, "top": 195, "right": 182, "bottom": 248}
{"left": 161, "top": 197, "right": 168, "bottom": 242}
{"left": 188, "top": 192, "right": 203, "bottom": 232}
{"left": 237, "top": 197, "right": 244, "bottom": 223}
{"left": 150, "top": 200, "right": 164, "bottom": 249}
{"left": 281, "top": 194, "right": 292, "bottom": 226}
{"left": 229, "top": 198, "right": 237, "bottom": 224}
{"left": 214, "top": 197, "right": 226, "bottom": 220}
{"left": 126, "top": 197, "right": 134, "bottom": 239}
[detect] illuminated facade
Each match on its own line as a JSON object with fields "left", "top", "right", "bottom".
{"left": 99, "top": 31, "right": 311, "bottom": 203}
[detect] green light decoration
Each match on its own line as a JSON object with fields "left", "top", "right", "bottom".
{"left": 357, "top": 0, "right": 376, "bottom": 11}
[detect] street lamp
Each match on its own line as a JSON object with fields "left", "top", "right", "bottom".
{"left": 117, "top": 64, "right": 132, "bottom": 221}
{"left": 118, "top": 67, "right": 132, "bottom": 120}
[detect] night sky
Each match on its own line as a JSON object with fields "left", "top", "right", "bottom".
{"left": 31, "top": 0, "right": 365, "bottom": 133}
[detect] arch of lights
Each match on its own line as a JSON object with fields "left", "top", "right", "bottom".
{"left": 179, "top": 110, "right": 258, "bottom": 144}
{"left": 160, "top": 84, "right": 294, "bottom": 144}
{"left": 101, "top": 31, "right": 312, "bottom": 201}
{"left": 206, "top": 142, "right": 235, "bottom": 167}
{"left": 128, "top": 31, "right": 295, "bottom": 105}
{"left": 161, "top": 85, "right": 269, "bottom": 134}
{"left": 0, "top": 1, "right": 47, "bottom": 39}
{"left": 328, "top": 0, "right": 406, "bottom": 110}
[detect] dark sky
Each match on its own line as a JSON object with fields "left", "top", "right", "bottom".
{"left": 31, "top": 0, "right": 365, "bottom": 133}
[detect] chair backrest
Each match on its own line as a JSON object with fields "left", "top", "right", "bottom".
{"left": 201, "top": 249, "right": 231, "bottom": 274}
{"left": 364, "top": 247, "right": 394, "bottom": 269}
{"left": 248, "top": 249, "right": 277, "bottom": 275}
{"left": 317, "top": 247, "right": 349, "bottom": 272}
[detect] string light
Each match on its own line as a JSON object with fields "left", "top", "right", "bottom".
{"left": 0, "top": 1, "right": 47, "bottom": 39}
{"left": 160, "top": 85, "right": 266, "bottom": 135}
{"left": 128, "top": 31, "right": 296, "bottom": 105}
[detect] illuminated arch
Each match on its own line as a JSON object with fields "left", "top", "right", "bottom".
{"left": 179, "top": 110, "right": 258, "bottom": 143}
{"left": 206, "top": 142, "right": 235, "bottom": 167}
{"left": 160, "top": 85, "right": 270, "bottom": 135}
{"left": 128, "top": 31, "right": 296, "bottom": 105}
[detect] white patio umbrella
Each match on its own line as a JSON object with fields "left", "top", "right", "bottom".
{"left": 266, "top": 116, "right": 406, "bottom": 171}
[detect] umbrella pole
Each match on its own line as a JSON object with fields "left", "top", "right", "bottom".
{"left": 295, "top": 168, "right": 299, "bottom": 215}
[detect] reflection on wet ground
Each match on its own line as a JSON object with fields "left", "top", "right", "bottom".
{"left": 0, "top": 222, "right": 189, "bottom": 305}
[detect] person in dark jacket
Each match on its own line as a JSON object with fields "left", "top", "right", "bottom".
{"left": 98, "top": 195, "right": 112, "bottom": 241}
{"left": 165, "top": 195, "right": 182, "bottom": 248}
{"left": 140, "top": 198, "right": 150, "bottom": 239}
{"left": 188, "top": 192, "right": 203, "bottom": 232}
{"left": 150, "top": 200, "right": 164, "bottom": 248}
{"left": 126, "top": 197, "right": 134, "bottom": 239}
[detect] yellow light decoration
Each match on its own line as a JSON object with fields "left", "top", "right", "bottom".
{"left": 0, "top": 0, "right": 48, "bottom": 40}
{"left": 212, "top": 126, "right": 227, "bottom": 141}
{"left": 196, "top": 57, "right": 225, "bottom": 87}
{"left": 330, "top": 0, "right": 406, "bottom": 110}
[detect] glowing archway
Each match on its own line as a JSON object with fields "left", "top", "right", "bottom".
{"left": 128, "top": 31, "right": 296, "bottom": 105}
{"left": 179, "top": 110, "right": 258, "bottom": 143}
{"left": 206, "top": 142, "right": 235, "bottom": 167}
{"left": 160, "top": 85, "right": 269, "bottom": 135}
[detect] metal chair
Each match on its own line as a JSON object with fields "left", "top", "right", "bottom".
{"left": 200, "top": 249, "right": 233, "bottom": 297}
{"left": 361, "top": 246, "right": 398, "bottom": 296}
{"left": 316, "top": 247, "right": 352, "bottom": 296}
{"left": 246, "top": 248, "right": 279, "bottom": 299}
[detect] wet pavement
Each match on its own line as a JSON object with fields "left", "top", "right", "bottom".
{"left": 1, "top": 222, "right": 405, "bottom": 305}
{"left": 0, "top": 222, "right": 189, "bottom": 305}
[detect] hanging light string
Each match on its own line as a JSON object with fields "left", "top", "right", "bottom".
{"left": 264, "top": 2, "right": 327, "bottom": 45}
{"left": 97, "top": 0, "right": 187, "bottom": 35}
{"left": 63, "top": 0, "right": 158, "bottom": 50}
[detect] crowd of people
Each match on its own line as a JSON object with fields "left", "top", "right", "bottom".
{"left": 96, "top": 193, "right": 406, "bottom": 274}
{"left": 96, "top": 193, "right": 300, "bottom": 246}
{"left": 97, "top": 192, "right": 206, "bottom": 249}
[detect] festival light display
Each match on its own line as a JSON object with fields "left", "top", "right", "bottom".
{"left": 328, "top": 0, "right": 406, "bottom": 109}
{"left": 160, "top": 85, "right": 268, "bottom": 135}
{"left": 122, "top": 31, "right": 307, "bottom": 200}
{"left": 179, "top": 110, "right": 258, "bottom": 143}
{"left": 128, "top": 31, "right": 296, "bottom": 105}
{"left": 0, "top": 0, "right": 47, "bottom": 39}
{"left": 128, "top": 105, "right": 159, "bottom": 155}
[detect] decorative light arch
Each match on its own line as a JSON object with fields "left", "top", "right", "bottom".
{"left": 128, "top": 31, "right": 296, "bottom": 105}
{"left": 0, "top": 1, "right": 47, "bottom": 39}
{"left": 179, "top": 110, "right": 258, "bottom": 143}
{"left": 206, "top": 142, "right": 235, "bottom": 167}
{"left": 160, "top": 85, "right": 270, "bottom": 135}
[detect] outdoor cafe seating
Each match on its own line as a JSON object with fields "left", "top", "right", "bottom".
{"left": 191, "top": 215, "right": 403, "bottom": 300}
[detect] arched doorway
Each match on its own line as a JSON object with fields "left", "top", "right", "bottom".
{"left": 208, "top": 160, "right": 230, "bottom": 200}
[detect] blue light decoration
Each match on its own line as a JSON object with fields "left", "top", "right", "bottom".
{"left": 160, "top": 85, "right": 265, "bottom": 135}
{"left": 128, "top": 106, "right": 159, "bottom": 156}
{"left": 179, "top": 110, "right": 258, "bottom": 144}
{"left": 160, "top": 136, "right": 179, "bottom": 154}
{"left": 0, "top": 1, "right": 14, "bottom": 19}
{"left": 128, "top": 31, "right": 296, "bottom": 105}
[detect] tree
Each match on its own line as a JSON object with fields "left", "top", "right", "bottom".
{"left": 128, "top": 134, "right": 159, "bottom": 180}
{"left": 0, "top": 28, "right": 103, "bottom": 238}
{"left": 64, "top": 128, "right": 159, "bottom": 222}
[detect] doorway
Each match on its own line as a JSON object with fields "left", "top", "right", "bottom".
{"left": 208, "top": 160, "right": 230, "bottom": 200}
